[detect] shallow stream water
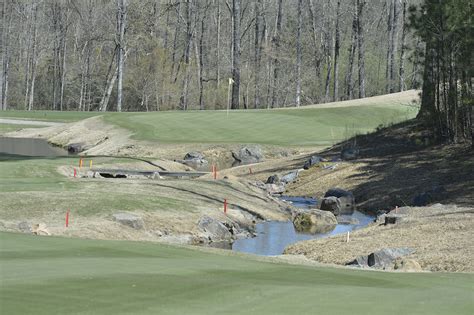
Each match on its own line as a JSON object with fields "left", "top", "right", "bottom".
{"left": 0, "top": 137, "right": 68, "bottom": 157}
{"left": 232, "top": 196, "right": 373, "bottom": 256}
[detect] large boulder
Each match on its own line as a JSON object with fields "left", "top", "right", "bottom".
{"left": 266, "top": 174, "right": 281, "bottom": 184}
{"left": 232, "top": 146, "right": 263, "bottom": 164}
{"left": 293, "top": 210, "right": 337, "bottom": 234}
{"left": 341, "top": 147, "right": 359, "bottom": 160}
{"left": 67, "top": 143, "right": 85, "bottom": 154}
{"left": 181, "top": 151, "right": 208, "bottom": 168}
{"left": 367, "top": 248, "right": 415, "bottom": 269}
{"left": 324, "top": 188, "right": 355, "bottom": 214}
{"left": 303, "top": 155, "right": 323, "bottom": 170}
{"left": 184, "top": 152, "right": 205, "bottom": 160}
{"left": 265, "top": 183, "right": 286, "bottom": 195}
{"left": 198, "top": 216, "right": 232, "bottom": 241}
{"left": 280, "top": 171, "right": 299, "bottom": 184}
{"left": 112, "top": 213, "right": 144, "bottom": 229}
{"left": 348, "top": 248, "right": 415, "bottom": 269}
{"left": 320, "top": 196, "right": 342, "bottom": 216}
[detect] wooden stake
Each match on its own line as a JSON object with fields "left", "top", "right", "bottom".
{"left": 224, "top": 199, "right": 227, "bottom": 214}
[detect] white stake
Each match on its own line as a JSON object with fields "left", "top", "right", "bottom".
{"left": 346, "top": 231, "right": 350, "bottom": 243}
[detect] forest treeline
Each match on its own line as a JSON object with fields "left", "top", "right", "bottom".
{"left": 1, "top": 0, "right": 420, "bottom": 112}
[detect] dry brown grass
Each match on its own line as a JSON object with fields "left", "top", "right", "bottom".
{"left": 285, "top": 204, "right": 474, "bottom": 272}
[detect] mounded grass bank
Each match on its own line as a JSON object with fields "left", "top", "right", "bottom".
{"left": 2, "top": 91, "right": 418, "bottom": 147}
{"left": 1, "top": 232, "right": 472, "bottom": 315}
{"left": 104, "top": 104, "right": 417, "bottom": 146}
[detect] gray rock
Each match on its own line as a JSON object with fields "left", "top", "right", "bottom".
{"left": 184, "top": 152, "right": 205, "bottom": 160}
{"left": 265, "top": 183, "right": 286, "bottom": 195}
{"left": 198, "top": 216, "right": 232, "bottom": 241}
{"left": 324, "top": 188, "right": 355, "bottom": 214}
{"left": 112, "top": 213, "right": 144, "bottom": 229}
{"left": 17, "top": 221, "right": 31, "bottom": 233}
{"left": 304, "top": 155, "right": 323, "bottom": 170}
{"left": 368, "top": 248, "right": 415, "bottom": 269}
{"left": 266, "top": 174, "right": 281, "bottom": 184}
{"left": 341, "top": 147, "right": 359, "bottom": 160}
{"left": 320, "top": 196, "right": 342, "bottom": 216}
{"left": 232, "top": 146, "right": 263, "bottom": 164}
{"left": 281, "top": 171, "right": 299, "bottom": 184}
{"left": 67, "top": 143, "right": 85, "bottom": 154}
{"left": 293, "top": 209, "right": 337, "bottom": 234}
{"left": 384, "top": 214, "right": 406, "bottom": 225}
{"left": 347, "top": 255, "right": 369, "bottom": 267}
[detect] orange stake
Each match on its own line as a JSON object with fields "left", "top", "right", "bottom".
{"left": 224, "top": 199, "right": 227, "bottom": 214}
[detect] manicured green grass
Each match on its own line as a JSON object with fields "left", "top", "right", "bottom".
{"left": 1, "top": 232, "right": 472, "bottom": 315}
{"left": 104, "top": 104, "right": 417, "bottom": 146}
{"left": 1, "top": 94, "right": 418, "bottom": 146}
{"left": 0, "top": 156, "right": 188, "bottom": 219}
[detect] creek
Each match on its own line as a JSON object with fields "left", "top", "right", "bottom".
{"left": 232, "top": 196, "right": 373, "bottom": 256}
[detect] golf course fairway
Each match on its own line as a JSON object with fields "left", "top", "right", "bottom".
{"left": 1, "top": 232, "right": 472, "bottom": 315}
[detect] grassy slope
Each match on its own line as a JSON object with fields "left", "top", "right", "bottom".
{"left": 0, "top": 155, "right": 189, "bottom": 220}
{"left": 1, "top": 232, "right": 472, "bottom": 315}
{"left": 104, "top": 105, "right": 417, "bottom": 146}
{"left": 1, "top": 91, "right": 419, "bottom": 146}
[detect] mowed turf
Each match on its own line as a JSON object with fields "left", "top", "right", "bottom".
{"left": 1, "top": 232, "right": 472, "bottom": 315}
{"left": 1, "top": 91, "right": 418, "bottom": 146}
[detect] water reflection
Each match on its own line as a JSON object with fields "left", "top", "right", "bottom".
{"left": 232, "top": 196, "right": 374, "bottom": 256}
{"left": 0, "top": 137, "right": 68, "bottom": 157}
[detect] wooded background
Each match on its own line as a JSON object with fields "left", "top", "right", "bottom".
{"left": 0, "top": 0, "right": 420, "bottom": 112}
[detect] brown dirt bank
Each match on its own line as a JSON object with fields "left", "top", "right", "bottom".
{"left": 284, "top": 204, "right": 474, "bottom": 272}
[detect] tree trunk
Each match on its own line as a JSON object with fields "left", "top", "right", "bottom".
{"left": 216, "top": 0, "right": 221, "bottom": 88}
{"left": 398, "top": 0, "right": 407, "bottom": 92}
{"left": 389, "top": 0, "right": 399, "bottom": 93}
{"left": 117, "top": 0, "right": 127, "bottom": 112}
{"left": 197, "top": 5, "right": 206, "bottom": 110}
{"left": 230, "top": 0, "right": 241, "bottom": 109}
{"left": 307, "top": 0, "right": 321, "bottom": 80}
{"left": 60, "top": 10, "right": 69, "bottom": 111}
{"left": 356, "top": 0, "right": 366, "bottom": 98}
{"left": 28, "top": 3, "right": 39, "bottom": 111}
{"left": 271, "top": 0, "right": 283, "bottom": 108}
{"left": 385, "top": 0, "right": 394, "bottom": 93}
{"left": 346, "top": 1, "right": 357, "bottom": 100}
{"left": 1, "top": 0, "right": 12, "bottom": 110}
{"left": 100, "top": 50, "right": 118, "bottom": 112}
{"left": 333, "top": 0, "right": 341, "bottom": 102}
{"left": 254, "top": 0, "right": 264, "bottom": 109}
{"left": 295, "top": 0, "right": 303, "bottom": 107}
{"left": 180, "top": 0, "right": 194, "bottom": 111}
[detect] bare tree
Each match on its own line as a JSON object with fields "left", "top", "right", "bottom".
{"left": 356, "top": 0, "right": 366, "bottom": 98}
{"left": 295, "top": 0, "right": 303, "bottom": 107}
{"left": 333, "top": 0, "right": 341, "bottom": 102}
{"left": 345, "top": 1, "right": 357, "bottom": 100}
{"left": 117, "top": 0, "right": 127, "bottom": 112}
{"left": 398, "top": 0, "right": 407, "bottom": 91}
{"left": 231, "top": 0, "right": 241, "bottom": 109}
{"left": 271, "top": 0, "right": 283, "bottom": 108}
